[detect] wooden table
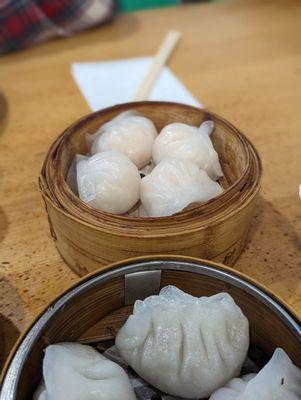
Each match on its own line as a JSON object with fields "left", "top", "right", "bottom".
{"left": 0, "top": 0, "right": 300, "bottom": 367}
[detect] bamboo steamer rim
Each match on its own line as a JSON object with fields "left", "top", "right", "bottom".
{"left": 39, "top": 102, "right": 262, "bottom": 236}
{"left": 39, "top": 168, "right": 261, "bottom": 237}
{"left": 1, "top": 254, "right": 299, "bottom": 387}
{"left": 39, "top": 179, "right": 261, "bottom": 237}
{"left": 40, "top": 176, "right": 260, "bottom": 236}
{"left": 40, "top": 172, "right": 261, "bottom": 238}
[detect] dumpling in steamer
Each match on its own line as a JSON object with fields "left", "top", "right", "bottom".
{"left": 33, "top": 383, "right": 46, "bottom": 400}
{"left": 116, "top": 285, "right": 249, "bottom": 399}
{"left": 33, "top": 343, "right": 137, "bottom": 400}
{"left": 210, "top": 348, "right": 301, "bottom": 400}
{"left": 90, "top": 111, "right": 157, "bottom": 169}
{"left": 76, "top": 150, "right": 140, "bottom": 214}
{"left": 152, "top": 120, "right": 223, "bottom": 180}
{"left": 209, "top": 374, "right": 256, "bottom": 399}
{"left": 140, "top": 157, "right": 222, "bottom": 217}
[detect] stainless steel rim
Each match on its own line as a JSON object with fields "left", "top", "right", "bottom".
{"left": 1, "top": 259, "right": 300, "bottom": 399}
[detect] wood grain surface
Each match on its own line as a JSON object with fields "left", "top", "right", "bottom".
{"left": 0, "top": 0, "right": 300, "bottom": 368}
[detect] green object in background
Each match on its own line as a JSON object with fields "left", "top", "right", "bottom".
{"left": 118, "top": 0, "right": 181, "bottom": 13}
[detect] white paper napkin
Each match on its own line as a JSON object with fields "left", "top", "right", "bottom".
{"left": 71, "top": 57, "right": 201, "bottom": 111}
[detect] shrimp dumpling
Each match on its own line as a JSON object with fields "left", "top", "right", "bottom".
{"left": 33, "top": 343, "right": 137, "bottom": 400}
{"left": 209, "top": 374, "right": 256, "bottom": 400}
{"left": 90, "top": 111, "right": 157, "bottom": 169}
{"left": 76, "top": 150, "right": 140, "bottom": 214}
{"left": 33, "top": 383, "right": 46, "bottom": 400}
{"left": 140, "top": 157, "right": 222, "bottom": 217}
{"left": 116, "top": 285, "right": 249, "bottom": 399}
{"left": 210, "top": 348, "right": 301, "bottom": 400}
{"left": 152, "top": 121, "right": 223, "bottom": 180}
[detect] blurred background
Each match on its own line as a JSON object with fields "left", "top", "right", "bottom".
{"left": 0, "top": 0, "right": 221, "bottom": 54}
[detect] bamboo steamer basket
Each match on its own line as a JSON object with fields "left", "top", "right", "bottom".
{"left": 1, "top": 256, "right": 300, "bottom": 399}
{"left": 39, "top": 102, "right": 262, "bottom": 276}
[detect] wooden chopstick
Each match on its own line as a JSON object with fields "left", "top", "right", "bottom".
{"left": 133, "top": 30, "right": 181, "bottom": 101}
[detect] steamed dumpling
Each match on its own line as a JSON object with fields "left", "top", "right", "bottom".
{"left": 33, "top": 343, "right": 137, "bottom": 400}
{"left": 116, "top": 285, "right": 249, "bottom": 399}
{"left": 33, "top": 383, "right": 46, "bottom": 400}
{"left": 208, "top": 374, "right": 256, "bottom": 400}
{"left": 210, "top": 348, "right": 301, "bottom": 400}
{"left": 152, "top": 121, "right": 223, "bottom": 180}
{"left": 140, "top": 157, "right": 222, "bottom": 217}
{"left": 77, "top": 150, "right": 140, "bottom": 214}
{"left": 90, "top": 111, "right": 157, "bottom": 169}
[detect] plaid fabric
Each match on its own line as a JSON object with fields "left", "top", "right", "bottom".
{"left": 0, "top": 0, "right": 115, "bottom": 54}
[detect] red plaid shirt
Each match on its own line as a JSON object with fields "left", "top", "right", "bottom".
{"left": 0, "top": 0, "right": 115, "bottom": 54}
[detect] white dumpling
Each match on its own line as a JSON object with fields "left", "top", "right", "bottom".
{"left": 76, "top": 150, "right": 140, "bottom": 214}
{"left": 140, "top": 157, "right": 222, "bottom": 217}
{"left": 152, "top": 121, "right": 223, "bottom": 180}
{"left": 33, "top": 383, "right": 46, "bottom": 400}
{"left": 209, "top": 375, "right": 255, "bottom": 399}
{"left": 210, "top": 348, "right": 301, "bottom": 400}
{"left": 90, "top": 111, "right": 157, "bottom": 169}
{"left": 116, "top": 285, "right": 249, "bottom": 399}
{"left": 33, "top": 343, "right": 137, "bottom": 400}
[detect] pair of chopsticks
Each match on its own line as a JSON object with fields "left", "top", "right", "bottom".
{"left": 133, "top": 30, "right": 181, "bottom": 101}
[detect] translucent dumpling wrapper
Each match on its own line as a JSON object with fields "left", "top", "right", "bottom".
{"left": 138, "top": 204, "right": 149, "bottom": 218}
{"left": 116, "top": 285, "right": 249, "bottom": 399}
{"left": 90, "top": 111, "right": 157, "bottom": 169}
{"left": 67, "top": 154, "right": 88, "bottom": 195}
{"left": 33, "top": 383, "right": 47, "bottom": 400}
{"left": 210, "top": 348, "right": 301, "bottom": 400}
{"left": 33, "top": 343, "right": 137, "bottom": 400}
{"left": 76, "top": 150, "right": 140, "bottom": 214}
{"left": 208, "top": 375, "right": 255, "bottom": 400}
{"left": 140, "top": 157, "right": 223, "bottom": 217}
{"left": 152, "top": 121, "right": 223, "bottom": 180}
